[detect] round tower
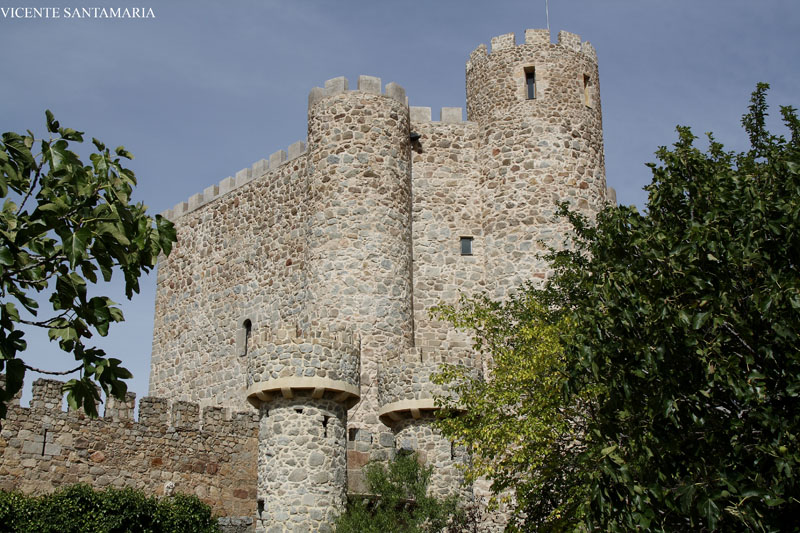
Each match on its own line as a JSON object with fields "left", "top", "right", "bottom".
{"left": 246, "top": 326, "right": 360, "bottom": 533}
{"left": 378, "top": 351, "right": 478, "bottom": 499}
{"left": 304, "top": 76, "right": 414, "bottom": 432}
{"left": 466, "top": 29, "right": 607, "bottom": 299}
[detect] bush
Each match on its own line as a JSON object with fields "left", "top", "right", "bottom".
{"left": 335, "top": 452, "right": 475, "bottom": 532}
{"left": 0, "top": 484, "right": 220, "bottom": 533}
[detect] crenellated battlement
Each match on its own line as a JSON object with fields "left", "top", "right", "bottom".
{"left": 0, "top": 376, "right": 258, "bottom": 522}
{"left": 466, "top": 28, "right": 597, "bottom": 71}
{"left": 409, "top": 106, "right": 469, "bottom": 124}
{"left": 160, "top": 139, "right": 308, "bottom": 222}
{"left": 307, "top": 75, "right": 407, "bottom": 110}
{"left": 3, "top": 376, "right": 257, "bottom": 436}
{"left": 161, "top": 75, "right": 413, "bottom": 225}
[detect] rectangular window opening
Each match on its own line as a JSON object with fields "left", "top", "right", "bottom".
{"left": 460, "top": 237, "right": 473, "bottom": 256}
{"left": 583, "top": 74, "right": 592, "bottom": 107}
{"left": 525, "top": 67, "right": 536, "bottom": 100}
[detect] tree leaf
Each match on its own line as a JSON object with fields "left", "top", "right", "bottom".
{"left": 62, "top": 227, "right": 91, "bottom": 268}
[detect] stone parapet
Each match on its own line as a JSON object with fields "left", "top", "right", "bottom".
{"left": 0, "top": 376, "right": 258, "bottom": 521}
{"left": 409, "top": 106, "right": 471, "bottom": 124}
{"left": 31, "top": 378, "right": 63, "bottom": 410}
{"left": 245, "top": 326, "right": 361, "bottom": 409}
{"left": 377, "top": 353, "right": 479, "bottom": 427}
{"left": 1, "top": 376, "right": 258, "bottom": 437}
{"left": 308, "top": 74, "right": 407, "bottom": 109}
{"left": 466, "top": 28, "right": 598, "bottom": 72}
{"left": 104, "top": 391, "right": 136, "bottom": 421}
{"left": 160, "top": 141, "right": 307, "bottom": 222}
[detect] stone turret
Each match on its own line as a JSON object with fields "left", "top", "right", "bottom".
{"left": 378, "top": 351, "right": 477, "bottom": 499}
{"left": 246, "top": 326, "right": 360, "bottom": 533}
{"left": 467, "top": 29, "right": 607, "bottom": 299}
{"left": 304, "top": 75, "right": 414, "bottom": 437}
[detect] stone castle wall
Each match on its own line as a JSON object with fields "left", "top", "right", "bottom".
{"left": 408, "top": 117, "right": 483, "bottom": 355}
{"left": 0, "top": 377, "right": 258, "bottom": 529}
{"left": 149, "top": 146, "right": 309, "bottom": 411}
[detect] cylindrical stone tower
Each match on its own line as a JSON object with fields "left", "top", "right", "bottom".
{"left": 246, "top": 326, "right": 360, "bottom": 533}
{"left": 378, "top": 352, "right": 477, "bottom": 499}
{"left": 467, "top": 29, "right": 607, "bottom": 299}
{"left": 304, "top": 75, "right": 414, "bottom": 432}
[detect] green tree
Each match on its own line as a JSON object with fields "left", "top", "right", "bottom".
{"left": 0, "top": 112, "right": 176, "bottom": 418}
{"left": 335, "top": 452, "right": 473, "bottom": 532}
{"left": 435, "top": 85, "right": 800, "bottom": 531}
{"left": 432, "top": 294, "right": 592, "bottom": 531}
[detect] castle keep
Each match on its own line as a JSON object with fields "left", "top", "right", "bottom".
{"left": 1, "top": 29, "right": 612, "bottom": 532}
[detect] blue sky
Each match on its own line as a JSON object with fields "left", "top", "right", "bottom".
{"left": 2, "top": 0, "right": 798, "bottom": 407}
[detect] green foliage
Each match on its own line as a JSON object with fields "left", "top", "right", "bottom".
{"left": 434, "top": 85, "right": 800, "bottom": 531}
{"left": 0, "top": 484, "right": 220, "bottom": 532}
{"left": 0, "top": 112, "right": 176, "bottom": 418}
{"left": 432, "top": 293, "right": 592, "bottom": 531}
{"left": 335, "top": 452, "right": 472, "bottom": 532}
{"left": 548, "top": 84, "right": 800, "bottom": 531}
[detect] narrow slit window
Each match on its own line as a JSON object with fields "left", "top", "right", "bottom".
{"left": 525, "top": 67, "right": 536, "bottom": 100}
{"left": 460, "top": 237, "right": 473, "bottom": 256}
{"left": 583, "top": 74, "right": 592, "bottom": 107}
{"left": 243, "top": 319, "right": 252, "bottom": 356}
{"left": 323, "top": 416, "right": 330, "bottom": 438}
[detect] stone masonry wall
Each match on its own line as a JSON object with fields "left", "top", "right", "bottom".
{"left": 378, "top": 355, "right": 478, "bottom": 410}
{"left": 409, "top": 116, "right": 484, "bottom": 357}
{"left": 0, "top": 378, "right": 258, "bottom": 524}
{"left": 393, "top": 416, "right": 470, "bottom": 500}
{"left": 150, "top": 149, "right": 308, "bottom": 411}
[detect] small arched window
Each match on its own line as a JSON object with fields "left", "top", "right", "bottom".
{"left": 243, "top": 319, "right": 252, "bottom": 356}
{"left": 237, "top": 318, "right": 253, "bottom": 357}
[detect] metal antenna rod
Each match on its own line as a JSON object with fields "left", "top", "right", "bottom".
{"left": 546, "top": 0, "right": 550, "bottom": 32}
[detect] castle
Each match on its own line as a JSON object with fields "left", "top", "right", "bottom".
{"left": 0, "top": 29, "right": 612, "bottom": 532}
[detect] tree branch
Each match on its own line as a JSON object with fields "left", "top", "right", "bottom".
{"left": 23, "top": 363, "right": 82, "bottom": 376}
